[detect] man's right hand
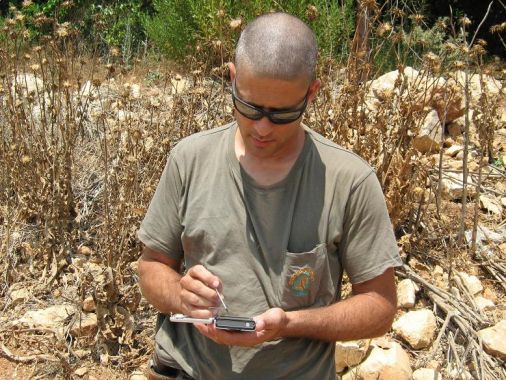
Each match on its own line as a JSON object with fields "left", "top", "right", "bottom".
{"left": 179, "top": 265, "right": 223, "bottom": 318}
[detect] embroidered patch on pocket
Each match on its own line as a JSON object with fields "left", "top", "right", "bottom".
{"left": 288, "top": 267, "right": 315, "bottom": 297}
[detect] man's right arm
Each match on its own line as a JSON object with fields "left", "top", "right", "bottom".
{"left": 138, "top": 246, "right": 184, "bottom": 315}
{"left": 138, "top": 246, "right": 223, "bottom": 318}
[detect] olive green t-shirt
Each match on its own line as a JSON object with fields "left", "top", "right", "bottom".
{"left": 138, "top": 122, "right": 402, "bottom": 380}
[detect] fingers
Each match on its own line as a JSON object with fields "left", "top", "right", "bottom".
{"left": 179, "top": 265, "right": 222, "bottom": 318}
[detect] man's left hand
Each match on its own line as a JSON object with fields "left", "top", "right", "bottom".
{"left": 194, "top": 308, "right": 287, "bottom": 347}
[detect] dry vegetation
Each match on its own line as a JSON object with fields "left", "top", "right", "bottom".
{"left": 0, "top": 2, "right": 505, "bottom": 380}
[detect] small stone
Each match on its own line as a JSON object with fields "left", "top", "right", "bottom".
{"left": 477, "top": 320, "right": 506, "bottom": 360}
{"left": 474, "top": 296, "right": 494, "bottom": 311}
{"left": 397, "top": 279, "right": 418, "bottom": 308}
{"left": 130, "top": 370, "right": 147, "bottom": 380}
{"left": 75, "top": 367, "right": 88, "bottom": 377}
{"left": 441, "top": 172, "right": 476, "bottom": 200}
{"left": 447, "top": 365, "right": 473, "bottom": 380}
{"left": 413, "top": 368, "right": 442, "bottom": 380}
{"left": 82, "top": 296, "right": 95, "bottom": 312}
{"left": 447, "top": 121, "right": 463, "bottom": 138}
{"left": 413, "top": 110, "right": 441, "bottom": 154}
{"left": 479, "top": 195, "right": 503, "bottom": 215}
{"left": 393, "top": 309, "right": 437, "bottom": 349}
{"left": 78, "top": 245, "right": 92, "bottom": 255}
{"left": 445, "top": 144, "right": 463, "bottom": 157}
{"left": 131, "top": 84, "right": 141, "bottom": 99}
{"left": 342, "top": 339, "right": 412, "bottom": 380}
{"left": 9, "top": 287, "right": 30, "bottom": 306}
{"left": 70, "top": 313, "right": 98, "bottom": 338}
{"left": 334, "top": 340, "right": 370, "bottom": 372}
{"left": 457, "top": 272, "right": 483, "bottom": 296}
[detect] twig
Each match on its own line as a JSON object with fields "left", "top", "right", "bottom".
{"left": 0, "top": 343, "right": 59, "bottom": 363}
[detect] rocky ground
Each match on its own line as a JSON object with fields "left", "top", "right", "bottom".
{"left": 0, "top": 63, "right": 505, "bottom": 379}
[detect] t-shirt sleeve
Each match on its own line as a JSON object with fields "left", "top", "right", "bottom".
{"left": 338, "top": 171, "right": 403, "bottom": 284}
{"left": 137, "top": 152, "right": 184, "bottom": 260}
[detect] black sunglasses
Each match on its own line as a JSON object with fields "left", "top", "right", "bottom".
{"left": 231, "top": 80, "right": 309, "bottom": 125}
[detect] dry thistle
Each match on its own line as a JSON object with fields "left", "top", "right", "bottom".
{"left": 410, "top": 14, "right": 424, "bottom": 25}
{"left": 306, "top": 5, "right": 318, "bottom": 22}
{"left": 56, "top": 23, "right": 70, "bottom": 38}
{"left": 216, "top": 9, "right": 225, "bottom": 18}
{"left": 14, "top": 13, "right": 25, "bottom": 22}
{"left": 460, "top": 17, "right": 472, "bottom": 27}
{"left": 110, "top": 47, "right": 120, "bottom": 57}
{"left": 229, "top": 18, "right": 242, "bottom": 30}
{"left": 377, "top": 22, "right": 392, "bottom": 37}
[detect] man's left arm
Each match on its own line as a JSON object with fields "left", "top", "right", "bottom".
{"left": 195, "top": 267, "right": 397, "bottom": 346}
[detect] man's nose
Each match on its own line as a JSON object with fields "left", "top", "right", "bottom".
{"left": 253, "top": 117, "right": 275, "bottom": 136}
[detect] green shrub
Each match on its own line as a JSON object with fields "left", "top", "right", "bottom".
{"left": 144, "top": 0, "right": 356, "bottom": 65}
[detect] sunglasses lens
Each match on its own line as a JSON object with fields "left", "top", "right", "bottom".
{"left": 269, "top": 111, "right": 303, "bottom": 124}
{"left": 233, "top": 98, "right": 263, "bottom": 120}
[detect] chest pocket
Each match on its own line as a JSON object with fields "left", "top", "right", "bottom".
{"left": 278, "top": 243, "right": 335, "bottom": 310}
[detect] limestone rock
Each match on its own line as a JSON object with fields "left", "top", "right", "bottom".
{"left": 70, "top": 313, "right": 98, "bottom": 338}
{"left": 397, "top": 279, "right": 418, "bottom": 309}
{"left": 75, "top": 367, "right": 89, "bottom": 377}
{"left": 474, "top": 296, "right": 494, "bottom": 311}
{"left": 130, "top": 370, "right": 148, "bottom": 380}
{"left": 82, "top": 296, "right": 96, "bottom": 312}
{"left": 441, "top": 172, "right": 476, "bottom": 200}
{"left": 445, "top": 144, "right": 463, "bottom": 158}
{"left": 342, "top": 339, "right": 412, "bottom": 380}
{"left": 18, "top": 304, "right": 74, "bottom": 336}
{"left": 413, "top": 110, "right": 441, "bottom": 154}
{"left": 13, "top": 73, "right": 44, "bottom": 95}
{"left": 447, "top": 121, "right": 463, "bottom": 138}
{"left": 447, "top": 365, "right": 473, "bottom": 380}
{"left": 431, "top": 87, "right": 465, "bottom": 123}
{"left": 457, "top": 271, "right": 483, "bottom": 296}
{"left": 413, "top": 368, "right": 442, "bottom": 380}
{"left": 393, "top": 309, "right": 437, "bottom": 349}
{"left": 335, "top": 340, "right": 370, "bottom": 372}
{"left": 479, "top": 195, "right": 503, "bottom": 215}
{"left": 9, "top": 286, "right": 30, "bottom": 306}
{"left": 477, "top": 320, "right": 506, "bottom": 360}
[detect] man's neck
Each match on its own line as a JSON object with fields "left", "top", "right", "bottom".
{"left": 235, "top": 128, "right": 306, "bottom": 187}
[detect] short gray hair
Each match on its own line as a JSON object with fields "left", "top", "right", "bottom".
{"left": 235, "top": 12, "right": 318, "bottom": 82}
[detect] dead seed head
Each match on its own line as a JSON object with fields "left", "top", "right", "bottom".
{"left": 30, "top": 64, "right": 40, "bottom": 72}
{"left": 24, "top": 54, "right": 31, "bottom": 60}
{"left": 377, "top": 22, "right": 392, "bottom": 37}
{"left": 15, "top": 13, "right": 25, "bottom": 22}
{"left": 229, "top": 18, "right": 242, "bottom": 30}
{"left": 216, "top": 9, "right": 225, "bottom": 18}
{"left": 21, "top": 155, "right": 32, "bottom": 164}
{"left": 56, "top": 23, "right": 70, "bottom": 38}
{"left": 22, "top": 0, "right": 33, "bottom": 7}
{"left": 306, "top": 5, "right": 319, "bottom": 22}
{"left": 410, "top": 14, "right": 424, "bottom": 25}
{"left": 110, "top": 47, "right": 120, "bottom": 57}
{"left": 63, "top": 80, "right": 71, "bottom": 88}
{"left": 460, "top": 17, "right": 472, "bottom": 27}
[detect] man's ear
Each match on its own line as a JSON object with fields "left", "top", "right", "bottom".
{"left": 228, "top": 62, "right": 236, "bottom": 81}
{"left": 307, "top": 79, "right": 321, "bottom": 104}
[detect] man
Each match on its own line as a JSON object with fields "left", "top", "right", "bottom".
{"left": 138, "top": 12, "right": 403, "bottom": 380}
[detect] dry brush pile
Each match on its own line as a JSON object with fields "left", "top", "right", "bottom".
{"left": 0, "top": 5, "right": 505, "bottom": 380}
